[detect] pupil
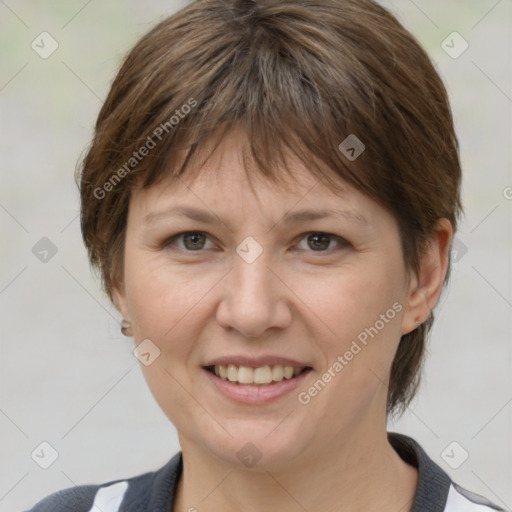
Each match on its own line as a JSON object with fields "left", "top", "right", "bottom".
{"left": 309, "top": 233, "right": 329, "bottom": 250}
{"left": 185, "top": 233, "right": 204, "bottom": 250}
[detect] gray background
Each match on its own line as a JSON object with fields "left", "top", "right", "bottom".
{"left": 1, "top": 1, "right": 510, "bottom": 510}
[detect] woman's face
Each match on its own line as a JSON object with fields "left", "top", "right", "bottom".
{"left": 115, "top": 130, "right": 422, "bottom": 469}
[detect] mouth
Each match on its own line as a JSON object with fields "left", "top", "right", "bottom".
{"left": 203, "top": 364, "right": 313, "bottom": 386}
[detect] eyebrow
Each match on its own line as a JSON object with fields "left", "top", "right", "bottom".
{"left": 143, "top": 206, "right": 368, "bottom": 227}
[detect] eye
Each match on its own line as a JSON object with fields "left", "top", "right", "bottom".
{"left": 162, "top": 231, "right": 349, "bottom": 253}
{"left": 295, "top": 232, "right": 349, "bottom": 252}
{"left": 163, "top": 231, "right": 216, "bottom": 251}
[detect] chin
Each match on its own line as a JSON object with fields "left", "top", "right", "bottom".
{"left": 197, "top": 420, "right": 313, "bottom": 471}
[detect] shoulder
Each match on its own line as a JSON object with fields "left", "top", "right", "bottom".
{"left": 388, "top": 433, "right": 505, "bottom": 512}
{"left": 24, "top": 452, "right": 183, "bottom": 512}
{"left": 445, "top": 482, "right": 505, "bottom": 512}
{"left": 23, "top": 480, "right": 129, "bottom": 512}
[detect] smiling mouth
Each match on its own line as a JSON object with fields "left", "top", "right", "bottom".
{"left": 204, "top": 364, "right": 312, "bottom": 385}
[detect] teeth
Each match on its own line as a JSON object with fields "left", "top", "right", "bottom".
{"left": 253, "top": 366, "right": 272, "bottom": 384}
{"left": 271, "top": 365, "right": 284, "bottom": 382}
{"left": 227, "top": 364, "right": 238, "bottom": 382}
{"left": 238, "top": 366, "right": 254, "bottom": 384}
{"left": 213, "top": 364, "right": 306, "bottom": 385}
{"left": 283, "top": 366, "right": 294, "bottom": 379}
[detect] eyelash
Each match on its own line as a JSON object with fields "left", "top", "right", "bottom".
{"left": 161, "top": 231, "right": 350, "bottom": 254}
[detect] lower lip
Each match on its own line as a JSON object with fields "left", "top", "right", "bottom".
{"left": 202, "top": 367, "right": 312, "bottom": 404}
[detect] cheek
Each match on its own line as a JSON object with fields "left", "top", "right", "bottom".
{"left": 122, "top": 253, "right": 214, "bottom": 421}
{"left": 291, "top": 261, "right": 407, "bottom": 413}
{"left": 124, "top": 251, "right": 192, "bottom": 333}
{"left": 123, "top": 251, "right": 224, "bottom": 366}
{"left": 292, "top": 262, "right": 405, "bottom": 343}
{"left": 292, "top": 270, "right": 406, "bottom": 427}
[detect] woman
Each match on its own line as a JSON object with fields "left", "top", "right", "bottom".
{"left": 26, "top": 0, "right": 504, "bottom": 510}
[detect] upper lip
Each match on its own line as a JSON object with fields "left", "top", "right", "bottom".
{"left": 203, "top": 355, "right": 312, "bottom": 369}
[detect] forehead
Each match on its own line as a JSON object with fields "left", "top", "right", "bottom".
{"left": 132, "top": 184, "right": 383, "bottom": 243}
{"left": 128, "top": 128, "right": 387, "bottom": 231}
{"left": 141, "top": 128, "right": 347, "bottom": 202}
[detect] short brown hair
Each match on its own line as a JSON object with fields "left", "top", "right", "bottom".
{"left": 78, "top": 0, "right": 463, "bottom": 415}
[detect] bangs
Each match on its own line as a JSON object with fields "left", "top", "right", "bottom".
{"left": 100, "top": 4, "right": 382, "bottom": 204}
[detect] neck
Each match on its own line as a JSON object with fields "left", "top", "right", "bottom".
{"left": 174, "top": 420, "right": 418, "bottom": 512}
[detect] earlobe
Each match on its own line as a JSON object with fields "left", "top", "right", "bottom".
{"left": 113, "top": 283, "right": 133, "bottom": 336}
{"left": 401, "top": 218, "right": 453, "bottom": 335}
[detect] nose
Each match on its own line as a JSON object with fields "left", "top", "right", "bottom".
{"left": 215, "top": 251, "right": 292, "bottom": 338}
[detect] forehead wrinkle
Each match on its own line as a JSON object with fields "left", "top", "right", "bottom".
{"left": 142, "top": 205, "right": 369, "bottom": 234}
{"left": 140, "top": 130, "right": 366, "bottom": 232}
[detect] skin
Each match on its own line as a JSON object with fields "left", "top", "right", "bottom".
{"left": 114, "top": 129, "right": 453, "bottom": 512}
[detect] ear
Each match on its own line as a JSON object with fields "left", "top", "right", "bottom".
{"left": 401, "top": 218, "right": 453, "bottom": 335}
{"left": 112, "top": 281, "right": 133, "bottom": 335}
